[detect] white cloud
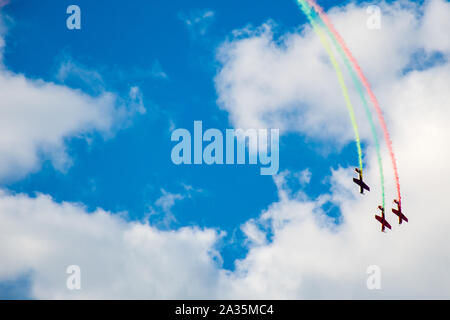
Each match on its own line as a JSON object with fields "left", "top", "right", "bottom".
{"left": 0, "top": 36, "right": 145, "bottom": 181}
{"left": 0, "top": 191, "right": 223, "bottom": 299}
{"left": 1, "top": 0, "right": 450, "bottom": 299}
{"left": 149, "top": 60, "right": 168, "bottom": 80}
{"left": 418, "top": 0, "right": 450, "bottom": 54}
{"left": 155, "top": 190, "right": 184, "bottom": 212}
{"left": 296, "top": 168, "right": 312, "bottom": 185}
{"left": 179, "top": 9, "right": 215, "bottom": 36}
{"left": 149, "top": 189, "right": 185, "bottom": 226}
{"left": 241, "top": 219, "right": 267, "bottom": 247}
{"left": 214, "top": 0, "right": 450, "bottom": 299}
{"left": 214, "top": 0, "right": 448, "bottom": 145}
{"left": 146, "top": 185, "right": 204, "bottom": 227}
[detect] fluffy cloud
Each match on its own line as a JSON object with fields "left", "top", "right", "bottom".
{"left": 1, "top": 0, "right": 450, "bottom": 299}
{"left": 215, "top": 0, "right": 450, "bottom": 299}
{"left": 214, "top": 0, "right": 449, "bottom": 145}
{"left": 0, "top": 18, "right": 145, "bottom": 181}
{"left": 0, "top": 191, "right": 223, "bottom": 299}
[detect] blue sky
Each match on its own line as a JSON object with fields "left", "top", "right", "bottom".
{"left": 2, "top": 0, "right": 358, "bottom": 270}
{"left": 1, "top": 0, "right": 449, "bottom": 300}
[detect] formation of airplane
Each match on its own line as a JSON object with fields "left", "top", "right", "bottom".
{"left": 352, "top": 168, "right": 408, "bottom": 232}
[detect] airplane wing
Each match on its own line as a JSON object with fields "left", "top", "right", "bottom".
{"left": 375, "top": 215, "right": 392, "bottom": 229}
{"left": 361, "top": 181, "right": 370, "bottom": 192}
{"left": 393, "top": 209, "right": 408, "bottom": 223}
{"left": 384, "top": 220, "right": 392, "bottom": 229}
{"left": 353, "top": 178, "right": 369, "bottom": 193}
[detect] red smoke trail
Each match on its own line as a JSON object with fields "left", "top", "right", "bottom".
{"left": 306, "top": 0, "right": 402, "bottom": 205}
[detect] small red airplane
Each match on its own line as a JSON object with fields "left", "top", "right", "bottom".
{"left": 392, "top": 199, "right": 408, "bottom": 224}
{"left": 375, "top": 205, "right": 392, "bottom": 232}
{"left": 352, "top": 168, "right": 370, "bottom": 194}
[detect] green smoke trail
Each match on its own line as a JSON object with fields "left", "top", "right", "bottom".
{"left": 299, "top": 0, "right": 385, "bottom": 208}
{"left": 296, "top": 1, "right": 363, "bottom": 173}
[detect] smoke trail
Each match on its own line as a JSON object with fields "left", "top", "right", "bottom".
{"left": 303, "top": 2, "right": 385, "bottom": 208}
{"left": 296, "top": 1, "right": 364, "bottom": 174}
{"left": 305, "top": 0, "right": 401, "bottom": 206}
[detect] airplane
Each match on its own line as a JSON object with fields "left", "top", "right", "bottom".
{"left": 375, "top": 205, "right": 392, "bottom": 232}
{"left": 352, "top": 168, "right": 370, "bottom": 194}
{"left": 392, "top": 199, "right": 408, "bottom": 224}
